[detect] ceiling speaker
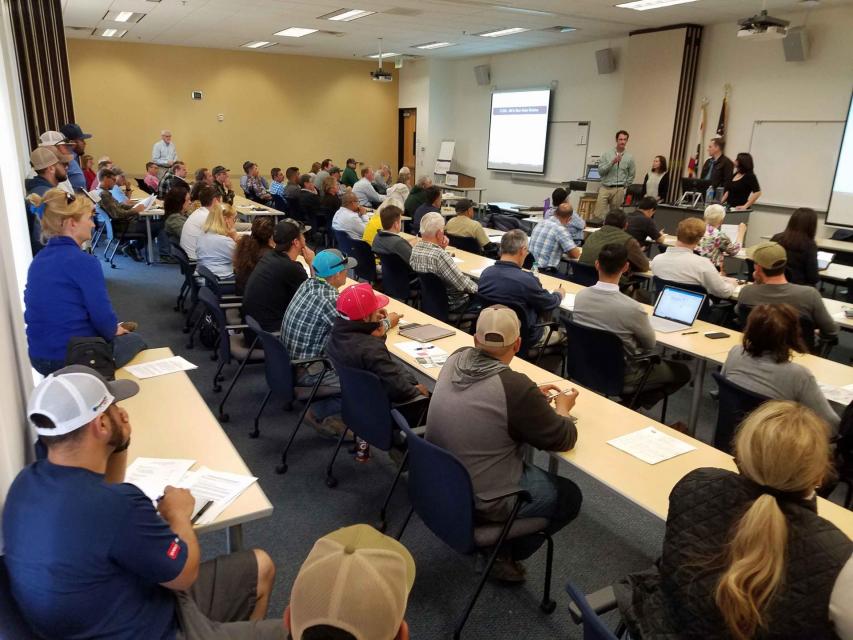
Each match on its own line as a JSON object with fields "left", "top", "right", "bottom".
{"left": 474, "top": 64, "right": 491, "bottom": 86}
{"left": 782, "top": 27, "right": 809, "bottom": 62}
{"left": 595, "top": 48, "right": 615, "bottom": 74}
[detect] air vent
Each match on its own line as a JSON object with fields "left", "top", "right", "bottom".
{"left": 65, "top": 25, "right": 92, "bottom": 32}
{"left": 543, "top": 25, "right": 577, "bottom": 33}
{"left": 383, "top": 7, "right": 422, "bottom": 16}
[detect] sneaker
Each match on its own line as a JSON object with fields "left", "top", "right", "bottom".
{"left": 489, "top": 555, "right": 527, "bottom": 584}
{"left": 304, "top": 410, "right": 341, "bottom": 440}
{"left": 158, "top": 255, "right": 178, "bottom": 264}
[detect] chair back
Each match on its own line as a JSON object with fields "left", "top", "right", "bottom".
{"left": 333, "top": 230, "right": 354, "bottom": 254}
{"left": 447, "top": 234, "right": 482, "bottom": 255}
{"left": 333, "top": 363, "right": 395, "bottom": 450}
{"left": 285, "top": 196, "right": 301, "bottom": 219}
{"left": 170, "top": 241, "right": 198, "bottom": 295}
{"left": 565, "top": 582, "right": 620, "bottom": 640}
{"left": 378, "top": 253, "right": 415, "bottom": 301}
{"left": 134, "top": 177, "right": 155, "bottom": 195}
{"left": 245, "top": 316, "right": 296, "bottom": 401}
{"left": 563, "top": 318, "right": 626, "bottom": 397}
{"left": 398, "top": 420, "right": 476, "bottom": 554}
{"left": 476, "top": 296, "right": 537, "bottom": 356}
{"left": 197, "top": 286, "right": 231, "bottom": 362}
{"left": 652, "top": 276, "right": 712, "bottom": 320}
{"left": 196, "top": 265, "right": 233, "bottom": 299}
{"left": 711, "top": 371, "right": 770, "bottom": 453}
{"left": 416, "top": 272, "right": 451, "bottom": 322}
{"left": 270, "top": 194, "right": 288, "bottom": 213}
{"left": 569, "top": 261, "right": 598, "bottom": 287}
{"left": 349, "top": 239, "right": 378, "bottom": 283}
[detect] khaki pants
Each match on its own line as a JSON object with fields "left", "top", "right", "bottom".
{"left": 594, "top": 185, "right": 625, "bottom": 218}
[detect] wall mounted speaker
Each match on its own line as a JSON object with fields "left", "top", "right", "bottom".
{"left": 595, "top": 48, "right": 615, "bottom": 74}
{"left": 783, "top": 27, "right": 809, "bottom": 62}
{"left": 474, "top": 64, "right": 491, "bottom": 86}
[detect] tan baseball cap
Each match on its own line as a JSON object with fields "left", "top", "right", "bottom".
{"left": 30, "top": 147, "right": 59, "bottom": 171}
{"left": 475, "top": 304, "right": 520, "bottom": 347}
{"left": 289, "top": 524, "right": 415, "bottom": 640}
{"left": 747, "top": 241, "right": 787, "bottom": 270}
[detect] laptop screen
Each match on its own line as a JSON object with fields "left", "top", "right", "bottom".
{"left": 585, "top": 164, "right": 600, "bottom": 180}
{"left": 817, "top": 251, "right": 835, "bottom": 270}
{"left": 653, "top": 286, "right": 705, "bottom": 325}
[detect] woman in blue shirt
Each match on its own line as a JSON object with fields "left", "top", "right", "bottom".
{"left": 24, "top": 189, "right": 146, "bottom": 375}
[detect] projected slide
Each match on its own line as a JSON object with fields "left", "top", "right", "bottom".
{"left": 827, "top": 91, "right": 853, "bottom": 227}
{"left": 487, "top": 88, "right": 552, "bottom": 173}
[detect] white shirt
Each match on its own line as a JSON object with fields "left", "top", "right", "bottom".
{"left": 180, "top": 207, "right": 208, "bottom": 260}
{"left": 151, "top": 139, "right": 177, "bottom": 167}
{"left": 196, "top": 232, "right": 236, "bottom": 278}
{"left": 352, "top": 177, "right": 386, "bottom": 207}
{"left": 332, "top": 206, "right": 369, "bottom": 240}
{"left": 650, "top": 246, "right": 734, "bottom": 299}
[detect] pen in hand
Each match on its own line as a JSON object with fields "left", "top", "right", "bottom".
{"left": 191, "top": 500, "right": 214, "bottom": 525}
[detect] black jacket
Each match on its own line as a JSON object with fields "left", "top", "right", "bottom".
{"left": 700, "top": 155, "right": 734, "bottom": 189}
{"left": 297, "top": 189, "right": 321, "bottom": 224}
{"left": 772, "top": 233, "right": 820, "bottom": 286}
{"left": 325, "top": 317, "right": 420, "bottom": 404}
{"left": 642, "top": 171, "right": 670, "bottom": 200}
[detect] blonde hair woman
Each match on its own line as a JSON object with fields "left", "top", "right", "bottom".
{"left": 698, "top": 203, "right": 746, "bottom": 269}
{"left": 196, "top": 202, "right": 238, "bottom": 279}
{"left": 23, "top": 189, "right": 146, "bottom": 375}
{"left": 615, "top": 401, "right": 853, "bottom": 639}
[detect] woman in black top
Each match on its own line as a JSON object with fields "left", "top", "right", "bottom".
{"left": 772, "top": 207, "right": 820, "bottom": 286}
{"left": 722, "top": 152, "right": 761, "bottom": 210}
{"left": 641, "top": 155, "right": 670, "bottom": 202}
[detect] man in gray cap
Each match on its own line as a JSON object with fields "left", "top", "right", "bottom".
{"left": 3, "top": 365, "right": 284, "bottom": 639}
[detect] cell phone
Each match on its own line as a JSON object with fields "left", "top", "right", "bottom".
{"left": 845, "top": 309, "right": 853, "bottom": 318}
{"left": 705, "top": 332, "right": 730, "bottom": 339}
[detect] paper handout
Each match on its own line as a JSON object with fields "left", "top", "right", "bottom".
{"left": 125, "top": 457, "right": 197, "bottom": 503}
{"left": 124, "top": 356, "right": 197, "bottom": 379}
{"left": 178, "top": 467, "right": 258, "bottom": 526}
{"left": 608, "top": 427, "right": 695, "bottom": 465}
{"left": 393, "top": 341, "right": 448, "bottom": 369}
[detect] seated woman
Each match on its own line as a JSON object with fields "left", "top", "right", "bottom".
{"left": 722, "top": 303, "right": 840, "bottom": 431}
{"left": 23, "top": 189, "right": 147, "bottom": 375}
{"left": 233, "top": 216, "right": 275, "bottom": 294}
{"left": 196, "top": 202, "right": 238, "bottom": 280}
{"left": 163, "top": 186, "right": 192, "bottom": 245}
{"left": 773, "top": 207, "right": 820, "bottom": 286}
{"left": 615, "top": 400, "right": 852, "bottom": 639}
{"left": 698, "top": 203, "right": 745, "bottom": 269}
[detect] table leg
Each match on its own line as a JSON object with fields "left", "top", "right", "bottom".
{"left": 226, "top": 524, "right": 243, "bottom": 553}
{"left": 687, "top": 358, "right": 707, "bottom": 437}
{"left": 145, "top": 216, "right": 154, "bottom": 264}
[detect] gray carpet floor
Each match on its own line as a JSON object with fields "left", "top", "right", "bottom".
{"left": 102, "top": 252, "right": 852, "bottom": 639}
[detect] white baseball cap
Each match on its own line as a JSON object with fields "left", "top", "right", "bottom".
{"left": 38, "top": 131, "right": 68, "bottom": 147}
{"left": 27, "top": 365, "right": 139, "bottom": 436}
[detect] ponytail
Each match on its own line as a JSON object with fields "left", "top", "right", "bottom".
{"left": 715, "top": 494, "right": 788, "bottom": 639}
{"left": 27, "top": 188, "right": 90, "bottom": 241}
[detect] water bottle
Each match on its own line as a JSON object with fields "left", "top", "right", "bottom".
{"left": 715, "top": 186, "right": 725, "bottom": 203}
{"left": 532, "top": 259, "right": 539, "bottom": 275}
{"left": 705, "top": 185, "right": 715, "bottom": 204}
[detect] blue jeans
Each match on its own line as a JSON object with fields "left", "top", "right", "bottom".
{"left": 29, "top": 333, "right": 148, "bottom": 377}
{"left": 296, "top": 363, "right": 341, "bottom": 421}
{"left": 510, "top": 462, "right": 583, "bottom": 560}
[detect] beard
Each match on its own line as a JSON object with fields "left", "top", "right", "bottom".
{"left": 107, "top": 417, "right": 127, "bottom": 450}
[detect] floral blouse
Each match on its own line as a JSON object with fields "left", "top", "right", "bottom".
{"left": 698, "top": 224, "right": 741, "bottom": 268}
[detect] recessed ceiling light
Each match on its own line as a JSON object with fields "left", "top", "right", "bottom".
{"left": 242, "top": 41, "right": 275, "bottom": 49}
{"left": 368, "top": 51, "right": 400, "bottom": 59}
{"left": 477, "top": 27, "right": 529, "bottom": 37}
{"left": 493, "top": 5, "right": 556, "bottom": 16}
{"left": 413, "top": 41, "right": 455, "bottom": 50}
{"left": 616, "top": 0, "right": 699, "bottom": 10}
{"left": 319, "top": 8, "right": 376, "bottom": 21}
{"left": 103, "top": 10, "right": 145, "bottom": 23}
{"left": 274, "top": 27, "right": 318, "bottom": 37}
{"left": 97, "top": 28, "right": 127, "bottom": 38}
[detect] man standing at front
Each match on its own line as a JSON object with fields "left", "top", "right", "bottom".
{"left": 426, "top": 306, "right": 582, "bottom": 581}
{"left": 152, "top": 129, "right": 178, "bottom": 176}
{"left": 700, "top": 137, "right": 734, "bottom": 189}
{"left": 595, "top": 130, "right": 635, "bottom": 218}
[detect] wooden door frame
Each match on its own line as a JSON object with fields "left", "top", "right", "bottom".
{"left": 398, "top": 108, "right": 416, "bottom": 176}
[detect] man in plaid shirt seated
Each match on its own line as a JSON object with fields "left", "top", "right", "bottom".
{"left": 281, "top": 249, "right": 356, "bottom": 437}
{"left": 528, "top": 202, "right": 581, "bottom": 272}
{"left": 410, "top": 211, "right": 478, "bottom": 312}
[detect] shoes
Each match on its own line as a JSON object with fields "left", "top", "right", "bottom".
{"left": 489, "top": 555, "right": 527, "bottom": 584}
{"left": 304, "top": 410, "right": 346, "bottom": 440}
{"left": 321, "top": 415, "right": 348, "bottom": 437}
{"left": 122, "top": 244, "right": 143, "bottom": 262}
{"left": 158, "top": 255, "right": 178, "bottom": 264}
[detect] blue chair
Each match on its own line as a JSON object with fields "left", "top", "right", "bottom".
{"left": 565, "top": 583, "right": 623, "bottom": 639}
{"left": 349, "top": 239, "right": 379, "bottom": 284}
{"left": 334, "top": 229, "right": 354, "bottom": 254}
{"left": 395, "top": 419, "right": 556, "bottom": 639}
{"left": 711, "top": 371, "right": 770, "bottom": 453}
{"left": 325, "top": 364, "right": 412, "bottom": 532}
{"left": 270, "top": 193, "right": 288, "bottom": 213}
{"left": 377, "top": 252, "right": 418, "bottom": 305}
{"left": 416, "top": 271, "right": 477, "bottom": 329}
{"left": 568, "top": 261, "right": 598, "bottom": 287}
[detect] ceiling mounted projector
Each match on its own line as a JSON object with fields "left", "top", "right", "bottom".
{"left": 737, "top": 9, "right": 790, "bottom": 40}
{"left": 370, "top": 37, "right": 393, "bottom": 82}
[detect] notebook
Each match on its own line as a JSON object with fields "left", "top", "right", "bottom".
{"left": 398, "top": 323, "right": 455, "bottom": 343}
{"left": 817, "top": 251, "right": 835, "bottom": 271}
{"left": 649, "top": 286, "right": 706, "bottom": 333}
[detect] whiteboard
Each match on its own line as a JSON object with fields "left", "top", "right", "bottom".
{"left": 543, "top": 121, "right": 589, "bottom": 183}
{"left": 749, "top": 120, "right": 844, "bottom": 210}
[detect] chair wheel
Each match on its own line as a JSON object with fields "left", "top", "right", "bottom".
{"left": 540, "top": 599, "right": 556, "bottom": 614}
{"left": 326, "top": 476, "right": 338, "bottom": 488}
{"left": 219, "top": 413, "right": 229, "bottom": 423}
{"left": 276, "top": 464, "right": 288, "bottom": 474}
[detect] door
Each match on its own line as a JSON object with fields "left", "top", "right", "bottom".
{"left": 398, "top": 108, "right": 417, "bottom": 178}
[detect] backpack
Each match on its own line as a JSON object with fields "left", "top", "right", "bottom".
{"left": 198, "top": 311, "right": 219, "bottom": 349}
{"left": 65, "top": 337, "right": 116, "bottom": 380}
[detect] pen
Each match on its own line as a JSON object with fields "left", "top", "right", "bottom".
{"left": 191, "top": 500, "right": 214, "bottom": 525}
{"left": 681, "top": 331, "right": 698, "bottom": 335}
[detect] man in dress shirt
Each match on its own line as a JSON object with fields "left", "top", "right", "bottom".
{"left": 700, "top": 137, "right": 734, "bottom": 189}
{"left": 594, "top": 130, "right": 635, "bottom": 218}
{"left": 151, "top": 130, "right": 178, "bottom": 176}
{"left": 528, "top": 203, "right": 581, "bottom": 272}
{"left": 353, "top": 167, "right": 386, "bottom": 208}
{"left": 332, "top": 192, "right": 370, "bottom": 240}
{"left": 59, "top": 123, "right": 92, "bottom": 192}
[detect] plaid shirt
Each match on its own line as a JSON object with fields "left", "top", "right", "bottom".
{"left": 528, "top": 216, "right": 577, "bottom": 269}
{"left": 410, "top": 240, "right": 477, "bottom": 311}
{"left": 269, "top": 180, "right": 285, "bottom": 197}
{"left": 281, "top": 277, "right": 339, "bottom": 360}
{"left": 158, "top": 173, "right": 188, "bottom": 199}
{"left": 245, "top": 175, "right": 271, "bottom": 201}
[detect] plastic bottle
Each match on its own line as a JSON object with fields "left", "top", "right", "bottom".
{"left": 532, "top": 259, "right": 539, "bottom": 275}
{"left": 706, "top": 185, "right": 715, "bottom": 204}
{"left": 355, "top": 437, "right": 370, "bottom": 463}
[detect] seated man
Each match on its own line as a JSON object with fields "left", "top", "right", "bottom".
{"left": 158, "top": 160, "right": 189, "bottom": 200}
{"left": 341, "top": 158, "right": 359, "bottom": 189}
{"left": 281, "top": 249, "right": 357, "bottom": 437}
{"left": 332, "top": 191, "right": 370, "bottom": 241}
{"left": 296, "top": 174, "right": 321, "bottom": 223}
{"left": 650, "top": 217, "right": 736, "bottom": 299}
{"left": 626, "top": 197, "right": 665, "bottom": 247}
{"left": 212, "top": 165, "right": 235, "bottom": 206}
{"left": 478, "top": 229, "right": 564, "bottom": 347}
{"left": 412, "top": 186, "right": 441, "bottom": 233}
{"left": 284, "top": 166, "right": 301, "bottom": 198}
{"left": 738, "top": 241, "right": 838, "bottom": 339}
{"left": 404, "top": 175, "right": 432, "bottom": 217}
{"left": 98, "top": 167, "right": 156, "bottom": 262}
{"left": 528, "top": 202, "right": 581, "bottom": 272}
{"left": 578, "top": 208, "right": 649, "bottom": 274}
{"left": 352, "top": 166, "right": 386, "bottom": 208}
{"left": 181, "top": 185, "right": 221, "bottom": 260}
{"left": 110, "top": 167, "right": 135, "bottom": 204}
{"left": 3, "top": 365, "right": 282, "bottom": 639}
{"left": 410, "top": 212, "right": 478, "bottom": 312}
{"left": 269, "top": 167, "right": 285, "bottom": 198}
{"left": 243, "top": 219, "right": 314, "bottom": 332}
{"left": 573, "top": 243, "right": 691, "bottom": 404}
{"left": 426, "top": 305, "right": 582, "bottom": 581}
{"left": 372, "top": 205, "right": 418, "bottom": 264}
{"left": 143, "top": 161, "right": 160, "bottom": 192}
{"left": 445, "top": 198, "right": 492, "bottom": 251}
{"left": 243, "top": 161, "right": 272, "bottom": 203}
{"left": 286, "top": 524, "right": 414, "bottom": 640}
{"left": 544, "top": 187, "right": 585, "bottom": 242}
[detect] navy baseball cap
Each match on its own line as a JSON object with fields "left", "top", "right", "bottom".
{"left": 60, "top": 123, "right": 92, "bottom": 140}
{"left": 313, "top": 249, "right": 356, "bottom": 278}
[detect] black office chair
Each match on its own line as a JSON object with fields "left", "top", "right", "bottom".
{"left": 710, "top": 371, "right": 770, "bottom": 453}
{"left": 416, "top": 272, "right": 476, "bottom": 329}
{"left": 285, "top": 195, "right": 301, "bottom": 219}
{"left": 169, "top": 241, "right": 196, "bottom": 314}
{"left": 270, "top": 194, "right": 288, "bottom": 213}
{"left": 333, "top": 230, "right": 354, "bottom": 255}
{"left": 652, "top": 276, "right": 733, "bottom": 325}
{"left": 563, "top": 318, "right": 669, "bottom": 422}
{"left": 377, "top": 252, "right": 419, "bottom": 305}
{"left": 134, "top": 177, "right": 155, "bottom": 195}
{"left": 447, "top": 234, "right": 482, "bottom": 255}
{"left": 349, "top": 239, "right": 379, "bottom": 284}
{"left": 568, "top": 261, "right": 598, "bottom": 287}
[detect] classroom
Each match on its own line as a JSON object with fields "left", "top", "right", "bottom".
{"left": 1, "top": 0, "right": 852, "bottom": 638}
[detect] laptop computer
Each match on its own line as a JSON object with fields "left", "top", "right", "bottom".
{"left": 585, "top": 164, "right": 601, "bottom": 181}
{"left": 817, "top": 251, "right": 835, "bottom": 271}
{"left": 649, "top": 286, "right": 706, "bottom": 333}
{"left": 398, "top": 323, "right": 456, "bottom": 343}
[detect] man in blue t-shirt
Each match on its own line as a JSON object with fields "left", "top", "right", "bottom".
{"left": 3, "top": 365, "right": 285, "bottom": 639}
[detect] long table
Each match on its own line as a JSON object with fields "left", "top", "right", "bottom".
{"left": 117, "top": 348, "right": 273, "bottom": 551}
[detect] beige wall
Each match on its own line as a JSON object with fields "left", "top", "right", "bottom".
{"left": 66, "top": 39, "right": 398, "bottom": 180}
